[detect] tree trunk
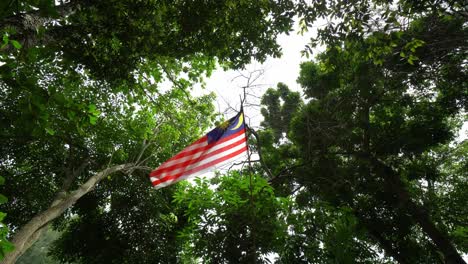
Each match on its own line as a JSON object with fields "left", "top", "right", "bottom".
{"left": 0, "top": 2, "right": 78, "bottom": 52}
{"left": 354, "top": 210, "right": 411, "bottom": 264}
{"left": 372, "top": 158, "right": 465, "bottom": 264}
{"left": 1, "top": 163, "right": 133, "bottom": 264}
{"left": 368, "top": 227, "right": 410, "bottom": 264}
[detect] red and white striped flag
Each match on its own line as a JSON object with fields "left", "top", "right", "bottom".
{"left": 149, "top": 111, "right": 248, "bottom": 189}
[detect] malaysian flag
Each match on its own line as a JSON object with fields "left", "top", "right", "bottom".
{"left": 149, "top": 111, "right": 248, "bottom": 189}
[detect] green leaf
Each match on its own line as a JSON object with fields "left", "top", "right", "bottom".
{"left": 0, "top": 176, "right": 4, "bottom": 185}
{"left": 0, "top": 212, "right": 6, "bottom": 221}
{"left": 2, "top": 34, "right": 8, "bottom": 45}
{"left": 0, "top": 195, "right": 7, "bottom": 205}
{"left": 88, "top": 104, "right": 97, "bottom": 113}
{"left": 1, "top": 240, "right": 14, "bottom": 253}
{"left": 89, "top": 116, "right": 98, "bottom": 125}
{"left": 45, "top": 128, "right": 55, "bottom": 135}
{"left": 10, "top": 40, "right": 22, "bottom": 49}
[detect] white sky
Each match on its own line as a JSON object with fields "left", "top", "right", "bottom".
{"left": 196, "top": 24, "right": 319, "bottom": 129}
{"left": 189, "top": 24, "right": 319, "bottom": 174}
{"left": 190, "top": 22, "right": 466, "bottom": 177}
{"left": 196, "top": 25, "right": 467, "bottom": 141}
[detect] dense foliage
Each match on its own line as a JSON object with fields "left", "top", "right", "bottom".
{"left": 1, "top": 0, "right": 466, "bottom": 263}
{"left": 16, "top": 229, "right": 62, "bottom": 264}
{"left": 0, "top": 177, "right": 14, "bottom": 260}
{"left": 0, "top": 0, "right": 296, "bottom": 262}
{"left": 175, "top": 172, "right": 288, "bottom": 263}
{"left": 258, "top": 1, "right": 467, "bottom": 262}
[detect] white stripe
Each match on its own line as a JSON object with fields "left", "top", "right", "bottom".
{"left": 153, "top": 141, "right": 247, "bottom": 179}
{"left": 178, "top": 139, "right": 208, "bottom": 154}
{"left": 157, "top": 133, "right": 246, "bottom": 170}
{"left": 153, "top": 152, "right": 248, "bottom": 189}
{"left": 150, "top": 176, "right": 159, "bottom": 182}
{"left": 153, "top": 174, "right": 192, "bottom": 189}
{"left": 154, "top": 141, "right": 247, "bottom": 178}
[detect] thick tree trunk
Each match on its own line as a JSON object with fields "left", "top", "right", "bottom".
{"left": 354, "top": 210, "right": 411, "bottom": 264}
{"left": 0, "top": 2, "right": 78, "bottom": 52}
{"left": 372, "top": 158, "right": 466, "bottom": 264}
{"left": 368, "top": 227, "right": 410, "bottom": 264}
{"left": 0, "top": 2, "right": 77, "bottom": 28}
{"left": 1, "top": 163, "right": 133, "bottom": 264}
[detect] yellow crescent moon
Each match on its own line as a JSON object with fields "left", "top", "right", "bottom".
{"left": 230, "top": 113, "right": 244, "bottom": 130}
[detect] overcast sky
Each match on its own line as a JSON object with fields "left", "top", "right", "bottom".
{"left": 197, "top": 25, "right": 467, "bottom": 141}
{"left": 196, "top": 24, "right": 319, "bottom": 129}
{"left": 189, "top": 24, "right": 321, "bottom": 172}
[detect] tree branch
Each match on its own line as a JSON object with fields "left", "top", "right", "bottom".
{"left": 245, "top": 124, "right": 273, "bottom": 179}
{"left": 3, "top": 163, "right": 134, "bottom": 264}
{"left": 368, "top": 156, "right": 465, "bottom": 264}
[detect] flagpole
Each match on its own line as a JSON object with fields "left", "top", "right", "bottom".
{"left": 240, "top": 96, "right": 253, "bottom": 172}
{"left": 240, "top": 95, "right": 257, "bottom": 261}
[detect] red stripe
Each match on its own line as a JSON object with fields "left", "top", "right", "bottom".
{"left": 174, "top": 129, "right": 245, "bottom": 159}
{"left": 151, "top": 145, "right": 248, "bottom": 186}
{"left": 150, "top": 136, "right": 247, "bottom": 177}
{"left": 150, "top": 129, "right": 246, "bottom": 176}
{"left": 163, "top": 136, "right": 208, "bottom": 163}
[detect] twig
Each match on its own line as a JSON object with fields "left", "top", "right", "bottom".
{"left": 245, "top": 124, "right": 273, "bottom": 179}
{"left": 159, "top": 63, "right": 195, "bottom": 106}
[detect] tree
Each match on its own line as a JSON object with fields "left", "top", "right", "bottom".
{"left": 16, "top": 228, "right": 63, "bottom": 264}
{"left": 174, "top": 172, "right": 288, "bottom": 263}
{"left": 277, "top": 200, "right": 391, "bottom": 264}
{"left": 0, "top": 177, "right": 14, "bottom": 261}
{"left": 1, "top": 0, "right": 295, "bottom": 83}
{"left": 0, "top": 72, "right": 216, "bottom": 263}
{"left": 0, "top": 1, "right": 299, "bottom": 262}
{"left": 258, "top": 8, "right": 466, "bottom": 263}
{"left": 49, "top": 174, "right": 187, "bottom": 264}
